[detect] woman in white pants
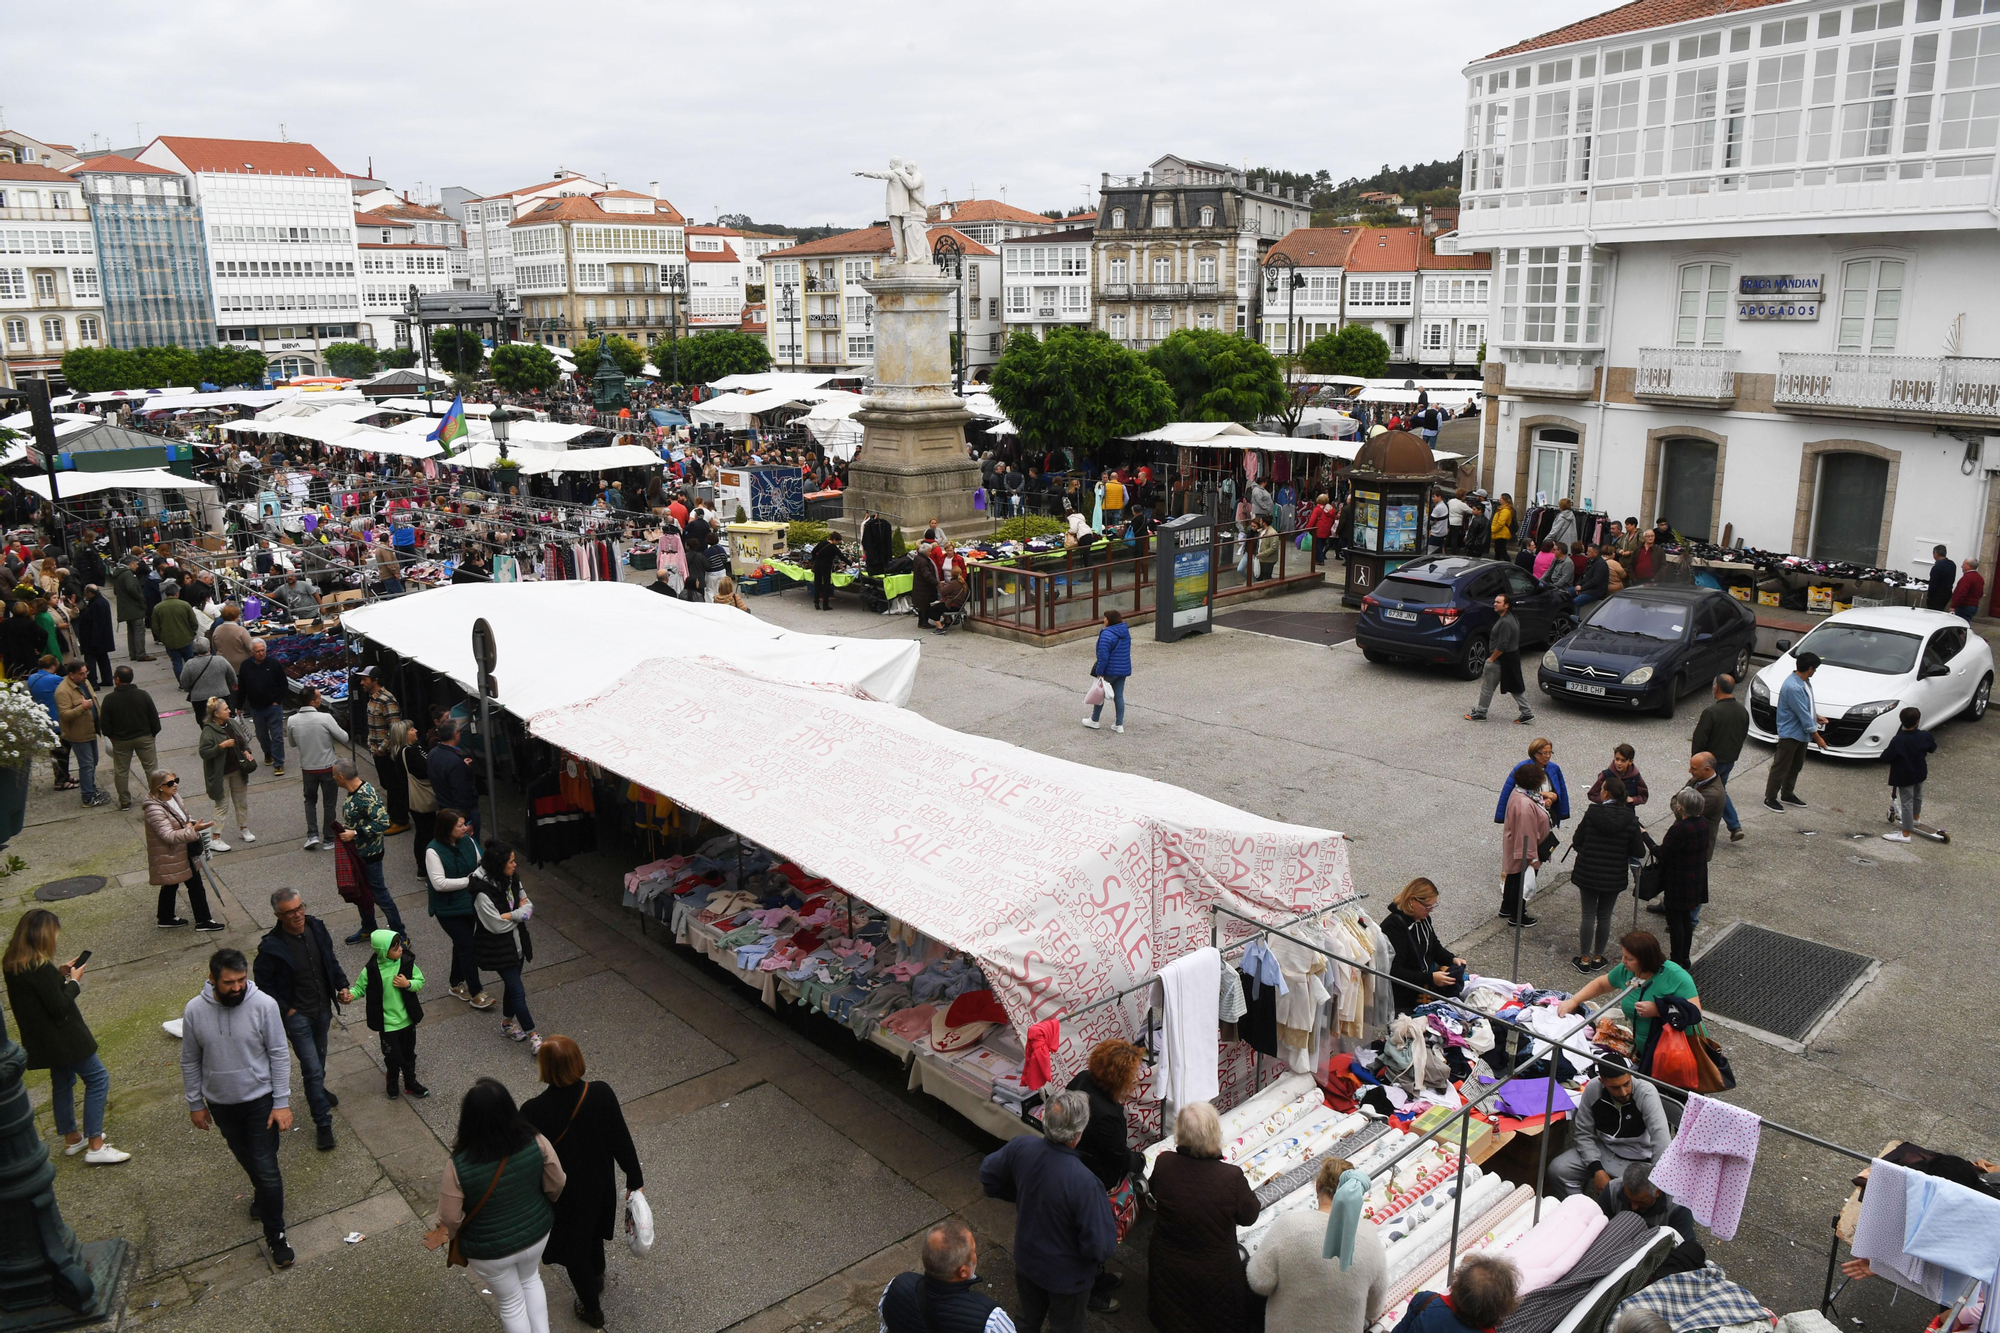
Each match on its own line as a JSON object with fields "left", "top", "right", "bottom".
{"left": 439, "top": 1077, "right": 566, "bottom": 1333}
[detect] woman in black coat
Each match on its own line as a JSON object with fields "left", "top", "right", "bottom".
{"left": 1567, "top": 773, "right": 1648, "bottom": 973}
{"left": 1066, "top": 1038, "right": 1146, "bottom": 1308}
{"left": 1149, "top": 1101, "right": 1261, "bottom": 1333}
{"left": 2, "top": 909, "right": 129, "bottom": 1162}
{"left": 1646, "top": 789, "right": 1710, "bottom": 968}
{"left": 1381, "top": 878, "right": 1460, "bottom": 1013}
{"left": 520, "top": 1035, "right": 644, "bottom": 1330}
{"left": 77, "top": 586, "right": 116, "bottom": 688}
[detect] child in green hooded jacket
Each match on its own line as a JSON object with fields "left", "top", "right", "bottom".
{"left": 342, "top": 929, "right": 427, "bottom": 1099}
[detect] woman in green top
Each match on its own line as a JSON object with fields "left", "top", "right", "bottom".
{"left": 438, "top": 1077, "right": 567, "bottom": 1333}
{"left": 1557, "top": 929, "right": 1700, "bottom": 1054}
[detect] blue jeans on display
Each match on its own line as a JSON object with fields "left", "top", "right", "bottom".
{"left": 166, "top": 644, "right": 190, "bottom": 681}
{"left": 50, "top": 1053, "right": 110, "bottom": 1140}
{"left": 1090, "top": 675, "right": 1127, "bottom": 727}
{"left": 283, "top": 1008, "right": 334, "bottom": 1128}
{"left": 248, "top": 702, "right": 285, "bottom": 767}
{"left": 210, "top": 1093, "right": 285, "bottom": 1242}
{"left": 355, "top": 857, "right": 407, "bottom": 935}
{"left": 1715, "top": 760, "right": 1742, "bottom": 833}
{"left": 69, "top": 738, "right": 98, "bottom": 801}
{"left": 495, "top": 964, "right": 535, "bottom": 1033}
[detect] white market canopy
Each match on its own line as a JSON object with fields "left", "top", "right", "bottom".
{"left": 1120, "top": 421, "right": 1261, "bottom": 446}
{"left": 528, "top": 654, "right": 1355, "bottom": 1042}
{"left": 383, "top": 418, "right": 595, "bottom": 448}
{"left": 13, "top": 468, "right": 217, "bottom": 500}
{"left": 340, "top": 582, "right": 921, "bottom": 716}
{"left": 379, "top": 397, "right": 499, "bottom": 417}
{"left": 801, "top": 393, "right": 868, "bottom": 462}
{"left": 134, "top": 389, "right": 330, "bottom": 412}
{"left": 1353, "top": 387, "right": 1481, "bottom": 407}
{"left": 708, "top": 371, "right": 841, "bottom": 394}
{"left": 451, "top": 443, "right": 660, "bottom": 474}
{"left": 690, "top": 386, "right": 857, "bottom": 429}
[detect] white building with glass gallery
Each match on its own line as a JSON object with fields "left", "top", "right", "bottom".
{"left": 1458, "top": 0, "right": 2000, "bottom": 600}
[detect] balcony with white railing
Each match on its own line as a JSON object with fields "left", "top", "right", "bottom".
{"left": 1634, "top": 347, "right": 1739, "bottom": 403}
{"left": 1773, "top": 352, "right": 2000, "bottom": 423}
{"left": 1498, "top": 349, "right": 1599, "bottom": 397}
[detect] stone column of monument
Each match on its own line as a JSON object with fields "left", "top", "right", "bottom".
{"left": 837, "top": 160, "right": 983, "bottom": 540}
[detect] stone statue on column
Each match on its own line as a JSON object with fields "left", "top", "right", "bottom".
{"left": 854, "top": 157, "right": 930, "bottom": 265}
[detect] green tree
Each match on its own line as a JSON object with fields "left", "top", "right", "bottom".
{"left": 988, "top": 326, "right": 1173, "bottom": 459}
{"left": 430, "top": 327, "right": 486, "bottom": 376}
{"left": 1302, "top": 325, "right": 1392, "bottom": 378}
{"left": 378, "top": 347, "right": 418, "bottom": 370}
{"left": 129, "top": 344, "right": 201, "bottom": 388}
{"left": 489, "top": 342, "right": 561, "bottom": 393}
{"left": 661, "top": 329, "right": 771, "bottom": 386}
{"left": 573, "top": 334, "right": 646, "bottom": 378}
{"left": 323, "top": 341, "right": 380, "bottom": 378}
{"left": 197, "top": 345, "right": 271, "bottom": 388}
{"left": 59, "top": 347, "right": 131, "bottom": 392}
{"left": 1142, "top": 328, "right": 1286, "bottom": 424}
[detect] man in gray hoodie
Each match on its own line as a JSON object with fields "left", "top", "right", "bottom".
{"left": 181, "top": 948, "right": 295, "bottom": 1268}
{"left": 284, "top": 688, "right": 350, "bottom": 851}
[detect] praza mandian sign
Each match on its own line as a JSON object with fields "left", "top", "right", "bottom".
{"left": 1737, "top": 273, "right": 1822, "bottom": 321}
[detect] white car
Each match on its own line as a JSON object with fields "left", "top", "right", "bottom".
{"left": 1747, "top": 607, "right": 1992, "bottom": 758}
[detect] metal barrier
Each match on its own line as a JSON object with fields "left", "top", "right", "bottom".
{"left": 967, "top": 522, "right": 1323, "bottom": 637}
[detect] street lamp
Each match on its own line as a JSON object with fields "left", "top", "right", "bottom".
{"left": 489, "top": 402, "right": 514, "bottom": 462}
{"left": 1263, "top": 253, "right": 1305, "bottom": 355}
{"left": 778, "top": 281, "right": 799, "bottom": 369}
{"left": 660, "top": 266, "right": 688, "bottom": 385}
{"left": 931, "top": 234, "right": 964, "bottom": 394}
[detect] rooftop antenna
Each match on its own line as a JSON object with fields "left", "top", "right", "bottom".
{"left": 279, "top": 123, "right": 288, "bottom": 142}
{"left": 0, "top": 107, "right": 7, "bottom": 132}
{"left": 134, "top": 122, "right": 142, "bottom": 145}
{"left": 1000, "top": 184, "right": 1008, "bottom": 203}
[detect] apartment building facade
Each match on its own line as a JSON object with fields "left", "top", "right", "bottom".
{"left": 1257, "top": 225, "right": 1490, "bottom": 371}
{"left": 762, "top": 225, "right": 993, "bottom": 375}
{"left": 927, "top": 198, "right": 1070, "bottom": 247}
{"left": 64, "top": 154, "right": 215, "bottom": 353}
{"left": 508, "top": 190, "right": 686, "bottom": 350}
{"left": 463, "top": 170, "right": 605, "bottom": 303}
{"left": 1460, "top": 0, "right": 2000, "bottom": 603}
{"left": 354, "top": 208, "right": 452, "bottom": 350}
{"left": 686, "top": 226, "right": 746, "bottom": 330}
{"left": 136, "top": 136, "right": 363, "bottom": 380}
{"left": 0, "top": 162, "right": 104, "bottom": 388}
{"left": 1092, "top": 154, "right": 1309, "bottom": 348}
{"left": 1000, "top": 226, "right": 1094, "bottom": 341}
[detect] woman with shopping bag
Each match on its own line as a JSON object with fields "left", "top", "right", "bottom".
{"left": 1081, "top": 611, "right": 1132, "bottom": 734}
{"left": 521, "top": 1035, "right": 645, "bottom": 1331}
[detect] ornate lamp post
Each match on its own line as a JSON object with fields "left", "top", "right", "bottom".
{"left": 1264, "top": 253, "right": 1305, "bottom": 355}
{"left": 660, "top": 267, "right": 688, "bottom": 385}
{"left": 777, "top": 281, "right": 799, "bottom": 369}
{"left": 931, "top": 234, "right": 965, "bottom": 395}
{"left": 488, "top": 403, "right": 514, "bottom": 462}
{"left": 587, "top": 319, "right": 627, "bottom": 414}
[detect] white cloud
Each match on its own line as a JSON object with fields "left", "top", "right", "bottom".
{"left": 14, "top": 0, "right": 1594, "bottom": 223}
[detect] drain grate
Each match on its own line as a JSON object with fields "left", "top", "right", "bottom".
{"left": 35, "top": 875, "right": 107, "bottom": 902}
{"left": 1689, "top": 923, "right": 1875, "bottom": 1045}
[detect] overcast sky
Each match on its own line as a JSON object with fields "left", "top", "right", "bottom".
{"left": 11, "top": 0, "right": 1592, "bottom": 225}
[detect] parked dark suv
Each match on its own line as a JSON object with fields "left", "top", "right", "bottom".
{"left": 1357, "top": 557, "right": 1574, "bottom": 680}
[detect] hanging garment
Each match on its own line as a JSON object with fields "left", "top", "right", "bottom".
{"left": 1021, "top": 1017, "right": 1060, "bottom": 1092}
{"left": 1853, "top": 1160, "right": 1959, "bottom": 1303}
{"left": 1269, "top": 935, "right": 1331, "bottom": 1075}
{"left": 1217, "top": 965, "right": 1247, "bottom": 1024}
{"left": 1239, "top": 939, "right": 1287, "bottom": 999}
{"left": 1152, "top": 946, "right": 1221, "bottom": 1109}
{"left": 1236, "top": 968, "right": 1280, "bottom": 1058}
{"left": 1903, "top": 1169, "right": 2000, "bottom": 1333}
{"left": 1648, "top": 1092, "right": 1762, "bottom": 1241}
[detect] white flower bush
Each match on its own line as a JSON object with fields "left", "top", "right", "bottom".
{"left": 0, "top": 680, "right": 60, "bottom": 769}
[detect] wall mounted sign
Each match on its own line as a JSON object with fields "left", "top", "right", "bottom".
{"left": 1738, "top": 273, "right": 1822, "bottom": 320}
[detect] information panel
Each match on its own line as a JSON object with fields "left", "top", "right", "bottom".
{"left": 1154, "top": 513, "right": 1215, "bottom": 643}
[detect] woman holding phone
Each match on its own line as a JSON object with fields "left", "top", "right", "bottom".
{"left": 3, "top": 909, "right": 131, "bottom": 1162}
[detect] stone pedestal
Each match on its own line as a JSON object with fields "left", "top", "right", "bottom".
{"left": 836, "top": 262, "right": 983, "bottom": 539}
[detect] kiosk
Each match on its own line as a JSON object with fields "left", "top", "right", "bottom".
{"left": 1341, "top": 430, "right": 1453, "bottom": 607}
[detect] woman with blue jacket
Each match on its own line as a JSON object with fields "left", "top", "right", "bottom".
{"left": 1084, "top": 610, "right": 1132, "bottom": 733}
{"left": 1494, "top": 735, "right": 1570, "bottom": 827}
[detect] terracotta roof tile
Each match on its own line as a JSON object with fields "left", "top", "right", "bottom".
{"left": 1264, "top": 228, "right": 1363, "bottom": 269}
{"left": 1341, "top": 228, "right": 1423, "bottom": 274}
{"left": 357, "top": 210, "right": 414, "bottom": 228}
{"left": 927, "top": 198, "right": 1055, "bottom": 225}
{"left": 0, "top": 162, "right": 81, "bottom": 184}
{"left": 690, "top": 243, "right": 741, "bottom": 262}
{"left": 505, "top": 195, "right": 683, "bottom": 228}
{"left": 592, "top": 189, "right": 653, "bottom": 200}
{"left": 1485, "top": 0, "right": 1791, "bottom": 58}
{"left": 473, "top": 175, "right": 600, "bottom": 202}
{"left": 686, "top": 224, "right": 740, "bottom": 236}
{"left": 763, "top": 224, "right": 993, "bottom": 261}
{"left": 64, "top": 154, "right": 176, "bottom": 177}
{"left": 151, "top": 136, "right": 344, "bottom": 177}
{"left": 368, "top": 201, "right": 454, "bottom": 222}
{"left": 358, "top": 242, "right": 445, "bottom": 250}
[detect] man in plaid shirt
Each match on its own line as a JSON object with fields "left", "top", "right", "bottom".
{"left": 357, "top": 668, "right": 409, "bottom": 835}
{"left": 333, "top": 760, "right": 408, "bottom": 943}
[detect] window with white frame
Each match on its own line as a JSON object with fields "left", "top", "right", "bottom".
{"left": 1939, "top": 22, "right": 2000, "bottom": 150}
{"left": 575, "top": 262, "right": 608, "bottom": 288}
{"left": 1836, "top": 257, "right": 1904, "bottom": 350}
{"left": 1676, "top": 263, "right": 1731, "bottom": 346}
{"left": 845, "top": 294, "right": 873, "bottom": 323}
{"left": 1498, "top": 246, "right": 1608, "bottom": 344}
{"left": 1152, "top": 257, "right": 1172, "bottom": 283}
{"left": 33, "top": 273, "right": 56, "bottom": 300}
{"left": 3, "top": 318, "right": 24, "bottom": 344}
{"left": 77, "top": 316, "right": 100, "bottom": 342}
{"left": 1109, "top": 312, "right": 1128, "bottom": 338}
{"left": 1063, "top": 286, "right": 1085, "bottom": 311}
{"left": 41, "top": 317, "right": 63, "bottom": 343}
{"left": 1007, "top": 285, "right": 1029, "bottom": 313}
{"left": 0, "top": 269, "right": 22, "bottom": 299}
{"left": 1671, "top": 65, "right": 1722, "bottom": 171}
{"left": 1237, "top": 256, "right": 1250, "bottom": 289}
{"left": 1197, "top": 255, "right": 1216, "bottom": 283}
{"left": 1150, "top": 309, "right": 1170, "bottom": 340}
{"left": 1422, "top": 322, "right": 1450, "bottom": 350}
{"left": 1347, "top": 278, "right": 1414, "bottom": 307}
{"left": 1199, "top": 206, "right": 1215, "bottom": 225}
{"left": 842, "top": 259, "right": 873, "bottom": 282}
{"left": 1459, "top": 321, "right": 1486, "bottom": 349}
{"left": 1840, "top": 38, "right": 1902, "bottom": 156}
{"left": 1111, "top": 208, "right": 1126, "bottom": 228}
{"left": 1151, "top": 203, "right": 1173, "bottom": 227}
{"left": 1197, "top": 312, "right": 1215, "bottom": 329}
{"left": 1108, "top": 257, "right": 1128, "bottom": 285}
{"left": 846, "top": 332, "right": 874, "bottom": 357}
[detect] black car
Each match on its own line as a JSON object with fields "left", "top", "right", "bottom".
{"left": 1357, "top": 556, "right": 1575, "bottom": 680}
{"left": 1536, "top": 586, "right": 1757, "bottom": 718}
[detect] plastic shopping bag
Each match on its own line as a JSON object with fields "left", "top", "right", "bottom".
{"left": 1084, "top": 679, "right": 1106, "bottom": 707}
{"left": 625, "top": 1189, "right": 654, "bottom": 1258}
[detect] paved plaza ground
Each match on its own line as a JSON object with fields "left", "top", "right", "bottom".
{"left": 3, "top": 575, "right": 1993, "bottom": 1332}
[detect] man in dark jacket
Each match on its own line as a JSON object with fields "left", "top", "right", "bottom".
{"left": 1573, "top": 545, "right": 1610, "bottom": 612}
{"left": 1690, "top": 675, "right": 1749, "bottom": 842}
{"left": 97, "top": 665, "right": 160, "bottom": 810}
{"left": 1595, "top": 1161, "right": 1705, "bottom": 1275}
{"left": 1926, "top": 544, "right": 1956, "bottom": 611}
{"left": 979, "top": 1090, "right": 1116, "bottom": 1330}
{"left": 253, "top": 888, "right": 350, "bottom": 1151}
{"left": 110, "top": 556, "right": 154, "bottom": 662}
{"left": 426, "top": 719, "right": 480, "bottom": 837}
{"left": 77, "top": 584, "right": 116, "bottom": 687}
{"left": 1466, "top": 592, "right": 1532, "bottom": 723}
{"left": 238, "top": 638, "right": 291, "bottom": 775}
{"left": 809, "top": 534, "right": 845, "bottom": 611}
{"left": 879, "top": 1221, "right": 1014, "bottom": 1333}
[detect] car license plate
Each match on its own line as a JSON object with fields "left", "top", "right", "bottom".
{"left": 1566, "top": 681, "right": 1607, "bottom": 696}
{"left": 1384, "top": 609, "right": 1418, "bottom": 622}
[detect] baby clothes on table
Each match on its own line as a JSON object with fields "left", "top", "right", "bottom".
{"left": 1903, "top": 1167, "right": 2000, "bottom": 1331}
{"left": 1648, "top": 1092, "right": 1762, "bottom": 1241}
{"left": 1854, "top": 1160, "right": 1958, "bottom": 1303}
